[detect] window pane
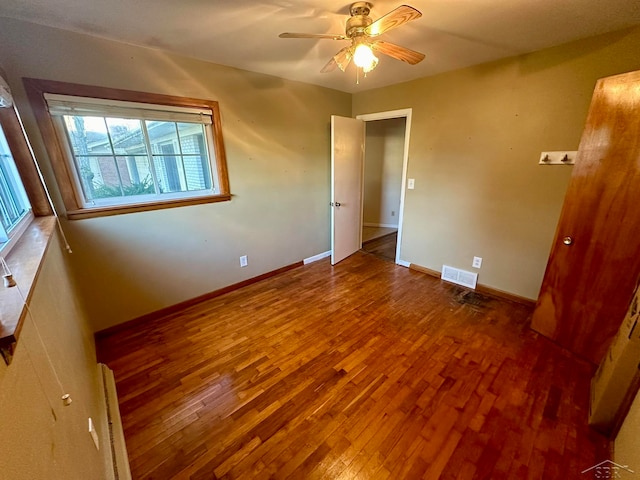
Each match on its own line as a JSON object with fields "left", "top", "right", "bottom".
{"left": 177, "top": 123, "right": 206, "bottom": 154}
{"left": 147, "top": 121, "right": 183, "bottom": 194}
{"left": 154, "top": 151, "right": 184, "bottom": 193}
{"left": 106, "top": 118, "right": 147, "bottom": 155}
{"left": 0, "top": 124, "right": 30, "bottom": 234}
{"left": 177, "top": 124, "right": 212, "bottom": 191}
{"left": 147, "top": 121, "right": 178, "bottom": 149}
{"left": 78, "top": 156, "right": 121, "bottom": 199}
{"left": 79, "top": 155, "right": 157, "bottom": 201}
{"left": 125, "top": 156, "right": 154, "bottom": 189}
{"left": 0, "top": 163, "right": 23, "bottom": 228}
{"left": 64, "top": 116, "right": 113, "bottom": 155}
{"left": 67, "top": 117, "right": 158, "bottom": 202}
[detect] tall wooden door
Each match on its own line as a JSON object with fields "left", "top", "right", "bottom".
{"left": 331, "top": 115, "right": 364, "bottom": 265}
{"left": 531, "top": 70, "right": 640, "bottom": 364}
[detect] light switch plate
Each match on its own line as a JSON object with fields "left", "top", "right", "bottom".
{"left": 407, "top": 178, "right": 415, "bottom": 189}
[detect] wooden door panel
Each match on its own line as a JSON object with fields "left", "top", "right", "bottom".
{"left": 532, "top": 70, "right": 640, "bottom": 364}
{"left": 331, "top": 115, "right": 364, "bottom": 265}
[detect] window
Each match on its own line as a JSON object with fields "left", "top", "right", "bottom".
{"left": 24, "top": 79, "right": 230, "bottom": 219}
{"left": 0, "top": 120, "right": 32, "bottom": 252}
{"left": 0, "top": 82, "right": 54, "bottom": 357}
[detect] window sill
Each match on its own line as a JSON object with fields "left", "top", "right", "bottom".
{"left": 66, "top": 193, "right": 232, "bottom": 220}
{"left": 0, "top": 216, "right": 56, "bottom": 364}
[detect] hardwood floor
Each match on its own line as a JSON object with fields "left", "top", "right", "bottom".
{"left": 362, "top": 233, "right": 397, "bottom": 262}
{"left": 97, "top": 252, "right": 608, "bottom": 479}
{"left": 361, "top": 226, "right": 397, "bottom": 243}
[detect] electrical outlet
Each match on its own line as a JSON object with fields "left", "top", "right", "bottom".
{"left": 391, "top": 210, "right": 395, "bottom": 216}
{"left": 88, "top": 418, "right": 99, "bottom": 451}
{"left": 472, "top": 256, "right": 482, "bottom": 269}
{"left": 240, "top": 255, "right": 248, "bottom": 267}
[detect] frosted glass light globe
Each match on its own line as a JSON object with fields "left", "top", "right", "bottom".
{"left": 353, "top": 44, "right": 379, "bottom": 73}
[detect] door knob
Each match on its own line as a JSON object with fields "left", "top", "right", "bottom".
{"left": 562, "top": 236, "right": 573, "bottom": 245}
{"left": 335, "top": 202, "right": 341, "bottom": 207}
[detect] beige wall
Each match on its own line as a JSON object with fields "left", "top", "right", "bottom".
{"left": 2, "top": 19, "right": 640, "bottom": 323}
{"left": 363, "top": 118, "right": 405, "bottom": 227}
{"left": 0, "top": 232, "right": 111, "bottom": 480}
{"left": 0, "top": 18, "right": 351, "bottom": 331}
{"left": 353, "top": 27, "right": 640, "bottom": 299}
{"left": 2, "top": 17, "right": 639, "bottom": 479}
{"left": 615, "top": 388, "right": 640, "bottom": 478}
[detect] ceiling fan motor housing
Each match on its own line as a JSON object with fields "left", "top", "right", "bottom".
{"left": 347, "top": 2, "right": 373, "bottom": 37}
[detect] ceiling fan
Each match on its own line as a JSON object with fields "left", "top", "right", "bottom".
{"left": 279, "top": 2, "right": 425, "bottom": 74}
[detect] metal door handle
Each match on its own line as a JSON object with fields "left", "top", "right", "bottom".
{"left": 563, "top": 236, "right": 573, "bottom": 245}
{"left": 335, "top": 202, "right": 341, "bottom": 207}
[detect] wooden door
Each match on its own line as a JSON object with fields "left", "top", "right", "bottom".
{"left": 531, "top": 70, "right": 640, "bottom": 364}
{"left": 331, "top": 115, "right": 364, "bottom": 265}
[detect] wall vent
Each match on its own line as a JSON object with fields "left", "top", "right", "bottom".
{"left": 442, "top": 265, "right": 478, "bottom": 289}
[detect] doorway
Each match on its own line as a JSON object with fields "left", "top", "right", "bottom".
{"left": 357, "top": 110, "right": 411, "bottom": 265}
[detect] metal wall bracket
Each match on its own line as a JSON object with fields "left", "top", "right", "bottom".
{"left": 539, "top": 151, "right": 578, "bottom": 165}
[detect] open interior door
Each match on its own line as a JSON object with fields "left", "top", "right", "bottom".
{"left": 331, "top": 115, "right": 364, "bottom": 265}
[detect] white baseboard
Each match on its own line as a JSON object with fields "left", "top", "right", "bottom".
{"left": 397, "top": 259, "right": 410, "bottom": 267}
{"left": 304, "top": 251, "right": 331, "bottom": 265}
{"left": 363, "top": 223, "right": 399, "bottom": 228}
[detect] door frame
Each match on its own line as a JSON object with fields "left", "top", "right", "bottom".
{"left": 356, "top": 108, "right": 412, "bottom": 266}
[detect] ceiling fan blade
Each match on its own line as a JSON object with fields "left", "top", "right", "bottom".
{"left": 279, "top": 32, "right": 347, "bottom": 40}
{"left": 321, "top": 46, "right": 353, "bottom": 73}
{"left": 372, "top": 41, "right": 425, "bottom": 65}
{"left": 321, "top": 58, "right": 339, "bottom": 73}
{"left": 333, "top": 46, "right": 353, "bottom": 72}
{"left": 365, "top": 5, "right": 422, "bottom": 37}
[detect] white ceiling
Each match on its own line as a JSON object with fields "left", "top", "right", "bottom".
{"left": 1, "top": 0, "right": 640, "bottom": 93}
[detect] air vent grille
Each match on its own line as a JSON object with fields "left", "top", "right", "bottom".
{"left": 442, "top": 265, "right": 478, "bottom": 289}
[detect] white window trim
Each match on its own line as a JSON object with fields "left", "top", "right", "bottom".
{"left": 0, "top": 210, "right": 34, "bottom": 257}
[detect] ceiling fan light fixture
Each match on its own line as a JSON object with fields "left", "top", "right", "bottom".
{"left": 353, "top": 43, "right": 378, "bottom": 73}
{"left": 279, "top": 3, "right": 424, "bottom": 75}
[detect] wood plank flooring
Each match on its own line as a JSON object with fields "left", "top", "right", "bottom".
{"left": 361, "top": 227, "right": 397, "bottom": 243}
{"left": 361, "top": 233, "right": 397, "bottom": 262}
{"left": 97, "top": 252, "right": 608, "bottom": 479}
